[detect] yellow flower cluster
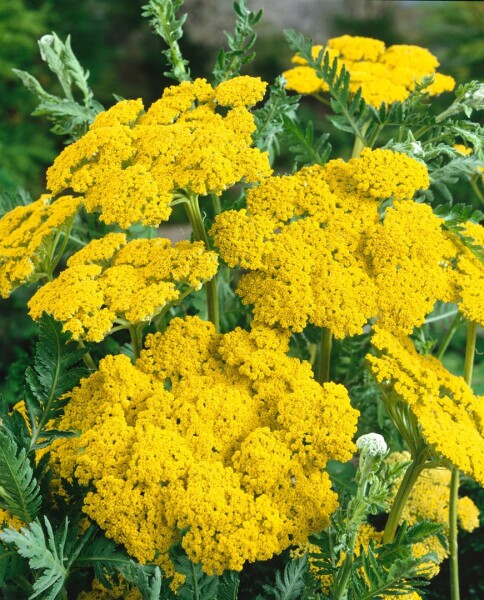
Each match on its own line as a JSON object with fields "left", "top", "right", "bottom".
{"left": 211, "top": 149, "right": 456, "bottom": 337}
{"left": 77, "top": 577, "right": 142, "bottom": 600}
{"left": 283, "top": 35, "right": 455, "bottom": 107}
{"left": 451, "top": 221, "right": 484, "bottom": 327}
{"left": 28, "top": 233, "right": 218, "bottom": 342}
{"left": 0, "top": 194, "right": 80, "bottom": 298}
{"left": 52, "top": 316, "right": 359, "bottom": 575}
{"left": 368, "top": 328, "right": 484, "bottom": 486}
{"left": 46, "top": 77, "right": 271, "bottom": 228}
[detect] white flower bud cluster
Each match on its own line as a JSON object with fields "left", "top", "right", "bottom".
{"left": 356, "top": 433, "right": 388, "bottom": 457}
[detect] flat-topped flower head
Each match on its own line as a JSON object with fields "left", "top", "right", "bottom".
{"left": 0, "top": 194, "right": 81, "bottom": 298}
{"left": 283, "top": 35, "right": 455, "bottom": 107}
{"left": 28, "top": 234, "right": 218, "bottom": 342}
{"left": 52, "top": 316, "right": 359, "bottom": 575}
{"left": 46, "top": 78, "right": 271, "bottom": 228}
{"left": 211, "top": 149, "right": 443, "bottom": 338}
{"left": 368, "top": 328, "right": 484, "bottom": 485}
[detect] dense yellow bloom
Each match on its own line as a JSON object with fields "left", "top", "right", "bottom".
{"left": 368, "top": 328, "right": 484, "bottom": 485}
{"left": 364, "top": 200, "right": 456, "bottom": 334}
{"left": 46, "top": 78, "right": 271, "bottom": 228}
{"left": 211, "top": 149, "right": 444, "bottom": 337}
{"left": 28, "top": 234, "right": 218, "bottom": 342}
{"left": 283, "top": 35, "right": 455, "bottom": 107}
{"left": 451, "top": 221, "right": 484, "bottom": 326}
{"left": 0, "top": 194, "right": 81, "bottom": 298}
{"left": 52, "top": 316, "right": 358, "bottom": 574}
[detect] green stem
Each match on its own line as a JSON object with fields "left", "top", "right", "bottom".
{"left": 183, "top": 193, "right": 220, "bottom": 332}
{"left": 77, "top": 341, "right": 97, "bottom": 371}
{"left": 470, "top": 174, "right": 484, "bottom": 206}
{"left": 449, "top": 467, "right": 460, "bottom": 600}
{"left": 316, "top": 327, "right": 332, "bottom": 384}
{"left": 351, "top": 135, "right": 365, "bottom": 158}
{"left": 211, "top": 193, "right": 222, "bottom": 216}
{"left": 129, "top": 324, "right": 144, "bottom": 361}
{"left": 449, "top": 320, "right": 477, "bottom": 599}
{"left": 383, "top": 459, "right": 426, "bottom": 544}
{"left": 436, "top": 312, "right": 462, "bottom": 360}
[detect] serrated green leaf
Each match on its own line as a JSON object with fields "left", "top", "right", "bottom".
{"left": 0, "top": 518, "right": 68, "bottom": 600}
{"left": 216, "top": 571, "right": 239, "bottom": 600}
{"left": 263, "top": 555, "right": 308, "bottom": 600}
{"left": 170, "top": 545, "right": 219, "bottom": 600}
{"left": 24, "top": 313, "right": 88, "bottom": 453}
{"left": 0, "top": 430, "right": 41, "bottom": 523}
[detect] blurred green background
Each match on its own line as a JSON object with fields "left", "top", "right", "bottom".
{"left": 0, "top": 1, "right": 483, "bottom": 597}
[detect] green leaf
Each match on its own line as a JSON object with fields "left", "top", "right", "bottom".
{"left": 24, "top": 313, "right": 88, "bottom": 453}
{"left": 253, "top": 76, "right": 300, "bottom": 163}
{"left": 142, "top": 0, "right": 190, "bottom": 82}
{"left": 0, "top": 429, "right": 41, "bottom": 523}
{"left": 263, "top": 555, "right": 308, "bottom": 600}
{"left": 13, "top": 33, "right": 102, "bottom": 142}
{"left": 216, "top": 571, "right": 240, "bottom": 600}
{"left": 283, "top": 30, "right": 369, "bottom": 144}
{"left": 0, "top": 517, "right": 68, "bottom": 600}
{"left": 212, "top": 0, "right": 263, "bottom": 84}
{"left": 170, "top": 545, "right": 219, "bottom": 600}
{"left": 282, "top": 116, "right": 332, "bottom": 167}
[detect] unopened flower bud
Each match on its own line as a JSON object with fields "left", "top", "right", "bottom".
{"left": 356, "top": 433, "right": 388, "bottom": 457}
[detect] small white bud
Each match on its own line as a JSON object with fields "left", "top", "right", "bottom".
{"left": 410, "top": 142, "right": 424, "bottom": 156}
{"left": 356, "top": 433, "right": 387, "bottom": 457}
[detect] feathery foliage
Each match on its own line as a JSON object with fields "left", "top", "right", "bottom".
{"left": 261, "top": 555, "right": 308, "bottom": 600}
{"left": 253, "top": 76, "right": 300, "bottom": 163}
{"left": 212, "top": 0, "right": 263, "bottom": 84}
{"left": 282, "top": 117, "right": 332, "bottom": 168}
{"left": 142, "top": 0, "right": 190, "bottom": 82}
{"left": 170, "top": 545, "right": 219, "bottom": 600}
{"left": 13, "top": 33, "right": 102, "bottom": 142}
{"left": 0, "top": 430, "right": 41, "bottom": 523}
{"left": 24, "top": 313, "right": 87, "bottom": 453}
{"left": 283, "top": 30, "right": 369, "bottom": 143}
{"left": 0, "top": 188, "right": 31, "bottom": 219}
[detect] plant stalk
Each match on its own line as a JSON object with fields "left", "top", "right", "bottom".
{"left": 383, "top": 459, "right": 426, "bottom": 544}
{"left": 449, "top": 320, "right": 477, "bottom": 600}
{"left": 316, "top": 327, "right": 332, "bottom": 384}
{"left": 184, "top": 193, "right": 220, "bottom": 332}
{"left": 435, "top": 312, "right": 461, "bottom": 360}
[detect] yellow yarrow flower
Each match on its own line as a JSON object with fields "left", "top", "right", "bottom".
{"left": 28, "top": 233, "right": 218, "bottom": 342}
{"left": 211, "top": 149, "right": 437, "bottom": 337}
{"left": 0, "top": 195, "right": 81, "bottom": 298}
{"left": 46, "top": 78, "right": 271, "bottom": 228}
{"left": 368, "top": 328, "right": 484, "bottom": 486}
{"left": 283, "top": 35, "right": 455, "bottom": 107}
{"left": 52, "top": 316, "right": 359, "bottom": 575}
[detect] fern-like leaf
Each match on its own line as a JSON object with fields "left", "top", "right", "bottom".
{"left": 142, "top": 0, "right": 190, "bottom": 82}
{"left": 212, "top": 0, "right": 263, "bottom": 84}
{"left": 13, "top": 33, "right": 102, "bottom": 143}
{"left": 253, "top": 76, "right": 300, "bottom": 163}
{"left": 0, "top": 518, "right": 68, "bottom": 600}
{"left": 217, "top": 571, "right": 240, "bottom": 600}
{"left": 284, "top": 30, "right": 369, "bottom": 143}
{"left": 24, "top": 313, "right": 87, "bottom": 453}
{"left": 263, "top": 555, "right": 308, "bottom": 600}
{"left": 282, "top": 116, "right": 332, "bottom": 167}
{"left": 0, "top": 430, "right": 41, "bottom": 523}
{"left": 170, "top": 545, "right": 219, "bottom": 600}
